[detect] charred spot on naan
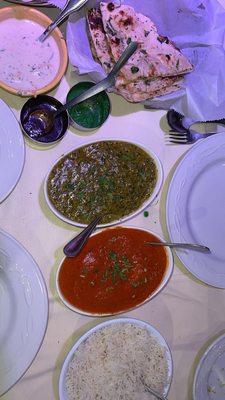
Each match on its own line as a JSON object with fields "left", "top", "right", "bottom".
{"left": 107, "top": 2, "right": 116, "bottom": 12}
{"left": 88, "top": 8, "right": 105, "bottom": 32}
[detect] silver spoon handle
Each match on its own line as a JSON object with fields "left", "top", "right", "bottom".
{"left": 108, "top": 41, "right": 137, "bottom": 77}
{"left": 140, "top": 378, "right": 168, "bottom": 400}
{"left": 57, "top": 77, "right": 111, "bottom": 114}
{"left": 39, "top": 0, "right": 89, "bottom": 42}
{"left": 63, "top": 216, "right": 101, "bottom": 258}
{"left": 145, "top": 242, "right": 210, "bottom": 253}
{"left": 56, "top": 41, "right": 138, "bottom": 115}
{"left": 144, "top": 384, "right": 167, "bottom": 400}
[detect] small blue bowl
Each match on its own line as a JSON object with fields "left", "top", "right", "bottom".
{"left": 20, "top": 95, "right": 69, "bottom": 146}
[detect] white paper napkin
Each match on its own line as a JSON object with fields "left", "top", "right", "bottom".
{"left": 48, "top": 0, "right": 225, "bottom": 122}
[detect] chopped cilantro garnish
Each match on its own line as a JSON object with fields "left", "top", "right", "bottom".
{"left": 98, "top": 176, "right": 107, "bottom": 185}
{"left": 131, "top": 66, "right": 139, "bottom": 74}
{"left": 101, "top": 269, "right": 110, "bottom": 283}
{"left": 109, "top": 251, "right": 117, "bottom": 260}
{"left": 131, "top": 281, "right": 139, "bottom": 288}
{"left": 119, "top": 269, "right": 128, "bottom": 280}
{"left": 122, "top": 255, "right": 130, "bottom": 265}
{"left": 67, "top": 183, "right": 75, "bottom": 191}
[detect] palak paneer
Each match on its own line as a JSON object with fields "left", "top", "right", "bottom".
{"left": 47, "top": 141, "right": 158, "bottom": 224}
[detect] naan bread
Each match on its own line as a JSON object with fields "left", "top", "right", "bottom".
{"left": 87, "top": 8, "right": 114, "bottom": 73}
{"left": 86, "top": 2, "right": 192, "bottom": 102}
{"left": 100, "top": 2, "right": 192, "bottom": 82}
{"left": 116, "top": 77, "right": 182, "bottom": 102}
{"left": 115, "top": 76, "right": 181, "bottom": 93}
{"left": 117, "top": 83, "right": 181, "bottom": 102}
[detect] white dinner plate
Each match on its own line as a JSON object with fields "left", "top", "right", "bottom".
{"left": 0, "top": 99, "right": 25, "bottom": 203}
{"left": 193, "top": 333, "right": 225, "bottom": 400}
{"left": 0, "top": 229, "right": 48, "bottom": 396}
{"left": 166, "top": 133, "right": 225, "bottom": 288}
{"left": 59, "top": 317, "right": 173, "bottom": 400}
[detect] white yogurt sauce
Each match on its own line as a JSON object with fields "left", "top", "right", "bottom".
{"left": 0, "top": 18, "right": 60, "bottom": 93}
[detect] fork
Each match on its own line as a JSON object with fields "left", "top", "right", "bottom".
{"left": 167, "top": 130, "right": 219, "bottom": 144}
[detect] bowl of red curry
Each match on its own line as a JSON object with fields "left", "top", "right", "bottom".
{"left": 56, "top": 226, "right": 173, "bottom": 316}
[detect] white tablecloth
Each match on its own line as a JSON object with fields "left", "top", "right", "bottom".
{"left": 1, "top": 2, "right": 225, "bottom": 399}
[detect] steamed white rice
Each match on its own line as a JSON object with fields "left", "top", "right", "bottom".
{"left": 65, "top": 322, "right": 169, "bottom": 400}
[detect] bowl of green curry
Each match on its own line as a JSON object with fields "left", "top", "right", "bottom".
{"left": 44, "top": 139, "right": 163, "bottom": 227}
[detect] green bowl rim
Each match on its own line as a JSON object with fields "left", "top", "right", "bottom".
{"left": 66, "top": 81, "right": 111, "bottom": 130}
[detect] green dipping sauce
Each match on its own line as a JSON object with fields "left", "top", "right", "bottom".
{"left": 66, "top": 82, "right": 110, "bottom": 130}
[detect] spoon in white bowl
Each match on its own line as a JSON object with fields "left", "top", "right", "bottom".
{"left": 38, "top": 0, "right": 89, "bottom": 42}
{"left": 140, "top": 378, "right": 168, "bottom": 400}
{"left": 145, "top": 241, "right": 210, "bottom": 253}
{"left": 143, "top": 384, "right": 168, "bottom": 400}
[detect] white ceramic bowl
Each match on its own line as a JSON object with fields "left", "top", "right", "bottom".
{"left": 56, "top": 226, "right": 173, "bottom": 316}
{"left": 44, "top": 139, "right": 164, "bottom": 228}
{"left": 58, "top": 317, "right": 173, "bottom": 400}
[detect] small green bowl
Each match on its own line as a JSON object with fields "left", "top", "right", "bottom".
{"left": 66, "top": 81, "right": 111, "bottom": 131}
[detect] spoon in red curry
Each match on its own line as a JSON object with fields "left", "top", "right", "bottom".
{"left": 63, "top": 216, "right": 101, "bottom": 258}
{"left": 145, "top": 241, "right": 210, "bottom": 253}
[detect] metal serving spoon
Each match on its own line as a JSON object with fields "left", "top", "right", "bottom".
{"left": 140, "top": 378, "right": 168, "bottom": 400}
{"left": 144, "top": 385, "right": 168, "bottom": 400}
{"left": 63, "top": 216, "right": 101, "bottom": 257}
{"left": 38, "top": 0, "right": 89, "bottom": 42}
{"left": 145, "top": 242, "right": 211, "bottom": 253}
{"left": 29, "top": 41, "right": 138, "bottom": 134}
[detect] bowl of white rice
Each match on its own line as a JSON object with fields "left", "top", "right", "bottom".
{"left": 59, "top": 317, "right": 173, "bottom": 400}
